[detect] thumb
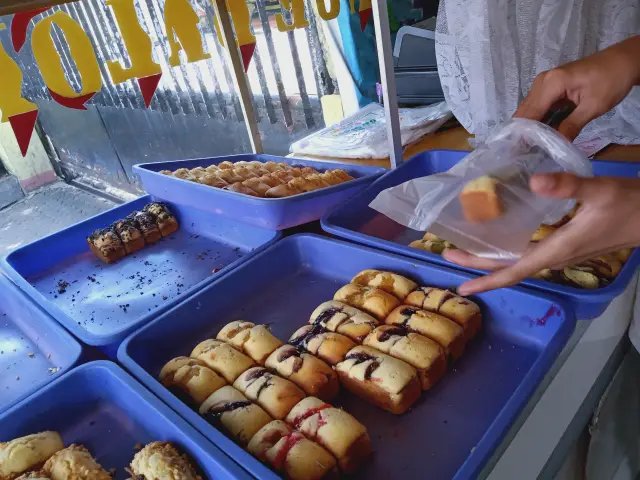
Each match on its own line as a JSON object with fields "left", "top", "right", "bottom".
{"left": 530, "top": 173, "right": 599, "bottom": 201}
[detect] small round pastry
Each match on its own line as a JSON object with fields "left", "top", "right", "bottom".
{"left": 191, "top": 339, "right": 256, "bottom": 383}
{"left": 334, "top": 283, "right": 400, "bottom": 320}
{"left": 43, "top": 445, "right": 111, "bottom": 480}
{"left": 350, "top": 269, "right": 418, "bottom": 300}
{"left": 159, "top": 356, "right": 227, "bottom": 406}
{"left": 130, "top": 442, "right": 202, "bottom": 480}
{"left": 289, "top": 325, "right": 356, "bottom": 366}
{"left": 216, "top": 321, "right": 283, "bottom": 364}
{"left": 0, "top": 432, "right": 63, "bottom": 480}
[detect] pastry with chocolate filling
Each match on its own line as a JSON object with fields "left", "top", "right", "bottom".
{"left": 364, "top": 325, "right": 446, "bottom": 390}
{"left": 289, "top": 324, "right": 356, "bottom": 365}
{"left": 87, "top": 227, "right": 126, "bottom": 264}
{"left": 130, "top": 442, "right": 202, "bottom": 480}
{"left": 265, "top": 345, "right": 339, "bottom": 401}
{"left": 386, "top": 306, "right": 465, "bottom": 360}
{"left": 405, "top": 287, "right": 482, "bottom": 342}
{"left": 233, "top": 367, "right": 306, "bottom": 420}
{"left": 112, "top": 218, "right": 145, "bottom": 254}
{"left": 191, "top": 339, "right": 256, "bottom": 383}
{"left": 309, "top": 301, "right": 378, "bottom": 343}
{"left": 216, "top": 321, "right": 283, "bottom": 364}
{"left": 247, "top": 421, "right": 338, "bottom": 480}
{"left": 143, "top": 202, "right": 179, "bottom": 237}
{"left": 0, "top": 432, "right": 63, "bottom": 480}
{"left": 335, "top": 346, "right": 421, "bottom": 414}
{"left": 225, "top": 182, "right": 260, "bottom": 197}
{"left": 333, "top": 284, "right": 400, "bottom": 320}
{"left": 128, "top": 211, "right": 162, "bottom": 244}
{"left": 351, "top": 269, "right": 418, "bottom": 300}
{"left": 285, "top": 397, "right": 371, "bottom": 473}
{"left": 43, "top": 445, "right": 110, "bottom": 480}
{"left": 199, "top": 386, "right": 272, "bottom": 446}
{"left": 159, "top": 356, "right": 227, "bottom": 406}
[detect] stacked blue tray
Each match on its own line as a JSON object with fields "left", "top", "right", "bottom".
{"left": 119, "top": 234, "right": 576, "bottom": 480}
{"left": 322, "top": 150, "right": 640, "bottom": 319}
{"left": 0, "top": 361, "right": 249, "bottom": 479}
{"left": 1, "top": 195, "right": 280, "bottom": 355}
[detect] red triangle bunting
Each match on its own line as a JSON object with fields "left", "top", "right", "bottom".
{"left": 360, "top": 8, "right": 373, "bottom": 31}
{"left": 239, "top": 42, "right": 256, "bottom": 72}
{"left": 11, "top": 7, "right": 50, "bottom": 52}
{"left": 137, "top": 73, "right": 163, "bottom": 109}
{"left": 8, "top": 110, "right": 38, "bottom": 157}
{"left": 48, "top": 89, "right": 96, "bottom": 110}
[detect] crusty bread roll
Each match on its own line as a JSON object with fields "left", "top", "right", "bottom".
{"left": 386, "top": 305, "right": 465, "bottom": 360}
{"left": 265, "top": 345, "right": 339, "bottom": 401}
{"left": 191, "top": 339, "right": 256, "bottom": 383}
{"left": 285, "top": 397, "right": 372, "bottom": 473}
{"left": 289, "top": 325, "right": 356, "bottom": 365}
{"left": 216, "top": 321, "right": 283, "bottom": 364}
{"left": 405, "top": 287, "right": 482, "bottom": 343}
{"left": 130, "top": 442, "right": 202, "bottom": 480}
{"left": 334, "top": 284, "right": 400, "bottom": 320}
{"left": 233, "top": 367, "right": 306, "bottom": 420}
{"left": 309, "top": 301, "right": 379, "bottom": 342}
{"left": 159, "top": 356, "right": 227, "bottom": 406}
{"left": 459, "top": 175, "right": 503, "bottom": 223}
{"left": 364, "top": 325, "right": 446, "bottom": 390}
{"left": 0, "top": 432, "right": 63, "bottom": 480}
{"left": 199, "top": 386, "right": 272, "bottom": 446}
{"left": 336, "top": 346, "right": 421, "bottom": 414}
{"left": 248, "top": 421, "right": 338, "bottom": 480}
{"left": 43, "top": 445, "right": 110, "bottom": 480}
{"left": 351, "top": 269, "right": 418, "bottom": 300}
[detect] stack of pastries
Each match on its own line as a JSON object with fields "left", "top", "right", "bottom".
{"left": 87, "top": 202, "right": 179, "bottom": 264}
{"left": 0, "top": 432, "right": 199, "bottom": 480}
{"left": 159, "top": 160, "right": 354, "bottom": 198}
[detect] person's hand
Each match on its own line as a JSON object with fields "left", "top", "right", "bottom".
{"left": 445, "top": 172, "right": 640, "bottom": 295}
{"left": 515, "top": 36, "right": 640, "bottom": 140}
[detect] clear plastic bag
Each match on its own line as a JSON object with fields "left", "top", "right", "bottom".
{"left": 369, "top": 118, "right": 593, "bottom": 260}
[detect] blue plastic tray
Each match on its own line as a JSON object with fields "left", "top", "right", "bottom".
{"left": 134, "top": 154, "right": 386, "bottom": 230}
{"left": 1, "top": 195, "right": 280, "bottom": 352}
{"left": 0, "top": 361, "right": 250, "bottom": 480}
{"left": 322, "top": 150, "right": 640, "bottom": 320}
{"left": 119, "top": 234, "right": 576, "bottom": 480}
{"left": 0, "top": 274, "right": 82, "bottom": 413}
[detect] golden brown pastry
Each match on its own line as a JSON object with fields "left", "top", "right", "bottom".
{"left": 531, "top": 224, "right": 557, "bottom": 242}
{"left": 289, "top": 325, "right": 356, "bottom": 365}
{"left": 173, "top": 168, "right": 192, "bottom": 178}
{"left": 216, "top": 321, "right": 283, "bottom": 364}
{"left": 582, "top": 254, "right": 623, "bottom": 278}
{"left": 233, "top": 166, "right": 259, "bottom": 180}
{"left": 265, "top": 345, "right": 339, "bottom": 401}
{"left": 319, "top": 171, "right": 342, "bottom": 186}
{"left": 159, "top": 356, "right": 227, "bottom": 406}
{"left": 333, "top": 284, "right": 400, "bottom": 320}
{"left": 408, "top": 238, "right": 450, "bottom": 254}
{"left": 364, "top": 325, "right": 446, "bottom": 390}
{"left": 262, "top": 161, "right": 282, "bottom": 172}
{"left": 335, "top": 346, "right": 421, "bottom": 414}
{"left": 216, "top": 169, "right": 245, "bottom": 184}
{"left": 43, "top": 445, "right": 110, "bottom": 480}
{"left": 87, "top": 227, "right": 126, "bottom": 264}
{"left": 128, "top": 211, "right": 162, "bottom": 244}
{"left": 199, "top": 386, "right": 272, "bottom": 446}
{"left": 144, "top": 202, "right": 179, "bottom": 237}
{"left": 300, "top": 166, "right": 318, "bottom": 176}
{"left": 308, "top": 301, "right": 379, "bottom": 343}
{"left": 247, "top": 421, "right": 338, "bottom": 480}
{"left": 285, "top": 397, "right": 371, "bottom": 473}
{"left": 257, "top": 174, "right": 281, "bottom": 188}
{"left": 303, "top": 174, "right": 330, "bottom": 189}
{"left": 288, "top": 176, "right": 319, "bottom": 193}
{"left": 233, "top": 367, "right": 306, "bottom": 420}
{"left": 189, "top": 167, "right": 207, "bottom": 178}
{"left": 405, "top": 287, "right": 482, "bottom": 343}
{"left": 0, "top": 432, "right": 63, "bottom": 480}
{"left": 15, "top": 473, "right": 50, "bottom": 480}
{"left": 191, "top": 339, "right": 256, "bottom": 383}
{"left": 562, "top": 265, "right": 601, "bottom": 289}
{"left": 614, "top": 248, "right": 633, "bottom": 263}
{"left": 217, "top": 161, "right": 234, "bottom": 170}
{"left": 224, "top": 182, "right": 260, "bottom": 197}
{"left": 112, "top": 218, "right": 145, "bottom": 254}
{"left": 331, "top": 169, "right": 354, "bottom": 182}
{"left": 459, "top": 175, "right": 503, "bottom": 223}
{"left": 130, "top": 441, "right": 202, "bottom": 480}
{"left": 271, "top": 170, "right": 294, "bottom": 182}
{"left": 159, "top": 170, "right": 173, "bottom": 176}
{"left": 386, "top": 306, "right": 465, "bottom": 360}
{"left": 242, "top": 178, "right": 272, "bottom": 196}
{"left": 198, "top": 173, "right": 229, "bottom": 188}
{"left": 205, "top": 164, "right": 219, "bottom": 173}
{"left": 351, "top": 269, "right": 418, "bottom": 300}
{"left": 265, "top": 184, "right": 301, "bottom": 198}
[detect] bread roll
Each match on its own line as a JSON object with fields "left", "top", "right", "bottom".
{"left": 43, "top": 445, "right": 110, "bottom": 480}
{"left": 87, "top": 227, "right": 126, "bottom": 264}
{"left": 289, "top": 324, "right": 356, "bottom": 365}
{"left": 191, "top": 339, "right": 256, "bottom": 383}
{"left": 216, "top": 321, "right": 283, "bottom": 364}
{"left": 351, "top": 269, "right": 418, "bottom": 300}
{"left": 233, "top": 367, "right": 306, "bottom": 420}
{"left": 159, "top": 356, "right": 227, "bottom": 406}
{"left": 333, "top": 284, "right": 400, "bottom": 320}
{"left": 144, "top": 202, "right": 179, "bottom": 237}
{"left": 364, "top": 326, "right": 446, "bottom": 390}
{"left": 309, "top": 301, "right": 378, "bottom": 342}
{"left": 285, "top": 397, "right": 372, "bottom": 473}
{"left": 386, "top": 306, "right": 465, "bottom": 360}
{"left": 405, "top": 287, "right": 482, "bottom": 342}
{"left": 112, "top": 218, "right": 145, "bottom": 254}
{"left": 0, "top": 432, "right": 63, "bottom": 480}
{"left": 335, "top": 346, "right": 421, "bottom": 414}
{"left": 247, "top": 421, "right": 338, "bottom": 480}
{"left": 265, "top": 345, "right": 339, "bottom": 401}
{"left": 130, "top": 442, "right": 202, "bottom": 480}
{"left": 459, "top": 175, "right": 503, "bottom": 223}
{"left": 128, "top": 211, "right": 162, "bottom": 244}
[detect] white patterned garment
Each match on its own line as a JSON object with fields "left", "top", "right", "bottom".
{"left": 435, "top": 0, "right": 640, "bottom": 144}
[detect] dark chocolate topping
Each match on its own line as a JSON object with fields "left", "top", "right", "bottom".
{"left": 345, "top": 352, "right": 381, "bottom": 380}
{"left": 255, "top": 379, "right": 273, "bottom": 399}
{"left": 278, "top": 347, "right": 300, "bottom": 362}
{"left": 312, "top": 307, "right": 342, "bottom": 326}
{"left": 289, "top": 323, "right": 326, "bottom": 351}
{"left": 400, "top": 307, "right": 418, "bottom": 316}
{"left": 378, "top": 326, "right": 407, "bottom": 342}
{"left": 244, "top": 368, "right": 269, "bottom": 382}
{"left": 203, "top": 401, "right": 252, "bottom": 422}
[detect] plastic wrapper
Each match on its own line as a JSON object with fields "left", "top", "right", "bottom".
{"left": 369, "top": 119, "right": 593, "bottom": 260}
